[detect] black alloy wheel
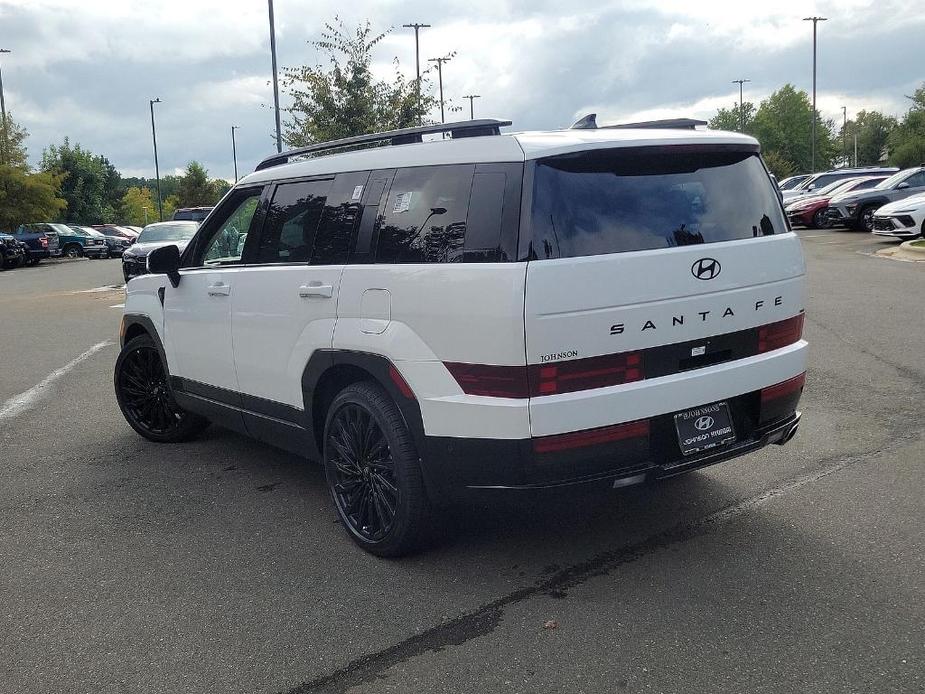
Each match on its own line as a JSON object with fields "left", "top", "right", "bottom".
{"left": 812, "top": 208, "right": 832, "bottom": 229}
{"left": 324, "top": 382, "right": 428, "bottom": 557}
{"left": 114, "top": 334, "right": 207, "bottom": 443}
{"left": 859, "top": 206, "right": 877, "bottom": 232}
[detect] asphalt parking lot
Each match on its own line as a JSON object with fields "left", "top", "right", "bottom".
{"left": 1, "top": 229, "right": 923, "bottom": 694}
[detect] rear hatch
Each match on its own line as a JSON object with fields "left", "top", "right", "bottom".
{"left": 522, "top": 144, "right": 804, "bottom": 433}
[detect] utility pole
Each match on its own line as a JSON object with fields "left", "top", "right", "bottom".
{"left": 841, "top": 106, "right": 847, "bottom": 166}
{"left": 402, "top": 23, "right": 430, "bottom": 125}
{"left": 854, "top": 134, "right": 858, "bottom": 167}
{"left": 142, "top": 206, "right": 149, "bottom": 225}
{"left": 731, "top": 79, "right": 750, "bottom": 132}
{"left": 803, "top": 16, "right": 827, "bottom": 173}
{"left": 427, "top": 56, "right": 451, "bottom": 123}
{"left": 268, "top": 0, "right": 282, "bottom": 153}
{"left": 0, "top": 49, "right": 10, "bottom": 165}
{"left": 231, "top": 125, "right": 240, "bottom": 182}
{"left": 463, "top": 94, "right": 480, "bottom": 120}
{"left": 149, "top": 98, "right": 163, "bottom": 222}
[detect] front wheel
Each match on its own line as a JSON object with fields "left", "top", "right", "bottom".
{"left": 812, "top": 208, "right": 832, "bottom": 229}
{"left": 856, "top": 205, "right": 877, "bottom": 232}
{"left": 323, "top": 381, "right": 429, "bottom": 557}
{"left": 64, "top": 244, "right": 82, "bottom": 258}
{"left": 114, "top": 334, "right": 208, "bottom": 443}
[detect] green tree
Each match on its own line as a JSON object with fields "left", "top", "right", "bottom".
{"left": 708, "top": 102, "right": 755, "bottom": 133}
{"left": 120, "top": 186, "right": 158, "bottom": 226}
{"left": 40, "top": 138, "right": 122, "bottom": 223}
{"left": 176, "top": 161, "right": 216, "bottom": 207}
{"left": 747, "top": 84, "right": 838, "bottom": 174}
{"left": 841, "top": 111, "right": 896, "bottom": 167}
{"left": 0, "top": 165, "right": 67, "bottom": 230}
{"left": 282, "top": 18, "right": 437, "bottom": 147}
{"left": 887, "top": 83, "right": 925, "bottom": 168}
{"left": 761, "top": 151, "right": 796, "bottom": 179}
{"left": 0, "top": 113, "right": 30, "bottom": 169}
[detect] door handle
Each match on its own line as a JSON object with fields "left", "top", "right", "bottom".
{"left": 299, "top": 283, "right": 333, "bottom": 299}
{"left": 207, "top": 282, "right": 231, "bottom": 296}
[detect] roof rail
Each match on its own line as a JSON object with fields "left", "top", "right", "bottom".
{"left": 254, "top": 118, "right": 513, "bottom": 171}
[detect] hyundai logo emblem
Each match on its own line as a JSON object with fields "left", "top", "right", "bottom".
{"left": 694, "top": 416, "right": 715, "bottom": 431}
{"left": 692, "top": 258, "right": 721, "bottom": 280}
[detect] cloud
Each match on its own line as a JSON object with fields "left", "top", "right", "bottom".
{"left": 0, "top": 0, "right": 922, "bottom": 182}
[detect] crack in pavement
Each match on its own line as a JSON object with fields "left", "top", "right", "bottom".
{"left": 282, "top": 428, "right": 923, "bottom": 694}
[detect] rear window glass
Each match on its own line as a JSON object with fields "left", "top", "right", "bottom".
{"left": 528, "top": 148, "right": 785, "bottom": 259}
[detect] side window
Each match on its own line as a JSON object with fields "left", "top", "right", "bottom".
{"left": 463, "top": 172, "right": 506, "bottom": 261}
{"left": 312, "top": 171, "right": 370, "bottom": 265}
{"left": 903, "top": 171, "right": 925, "bottom": 188}
{"left": 256, "top": 179, "right": 332, "bottom": 264}
{"left": 192, "top": 191, "right": 262, "bottom": 266}
{"left": 376, "top": 164, "right": 475, "bottom": 263}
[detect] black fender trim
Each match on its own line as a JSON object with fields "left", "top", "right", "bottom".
{"left": 301, "top": 350, "right": 428, "bottom": 480}
{"left": 120, "top": 314, "right": 168, "bottom": 369}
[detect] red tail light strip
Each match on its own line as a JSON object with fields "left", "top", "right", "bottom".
{"left": 760, "top": 372, "right": 806, "bottom": 403}
{"left": 446, "top": 314, "right": 805, "bottom": 400}
{"left": 758, "top": 314, "right": 804, "bottom": 353}
{"left": 533, "top": 419, "right": 650, "bottom": 454}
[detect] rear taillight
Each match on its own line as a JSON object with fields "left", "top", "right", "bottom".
{"left": 760, "top": 372, "right": 806, "bottom": 404}
{"left": 443, "top": 362, "right": 529, "bottom": 399}
{"left": 528, "top": 352, "right": 643, "bottom": 396}
{"left": 40, "top": 237, "right": 48, "bottom": 248}
{"left": 532, "top": 419, "right": 650, "bottom": 454}
{"left": 757, "top": 314, "right": 804, "bottom": 353}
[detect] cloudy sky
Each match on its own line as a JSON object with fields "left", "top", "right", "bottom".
{"left": 2, "top": 0, "right": 923, "bottom": 181}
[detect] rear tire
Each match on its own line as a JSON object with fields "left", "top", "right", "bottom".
{"left": 114, "top": 334, "right": 209, "bottom": 443}
{"left": 64, "top": 244, "right": 82, "bottom": 258}
{"left": 323, "top": 381, "right": 429, "bottom": 557}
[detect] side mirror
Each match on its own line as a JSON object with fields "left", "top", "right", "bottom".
{"left": 807, "top": 184, "right": 816, "bottom": 190}
{"left": 147, "top": 244, "right": 181, "bottom": 288}
{"left": 896, "top": 182, "right": 910, "bottom": 190}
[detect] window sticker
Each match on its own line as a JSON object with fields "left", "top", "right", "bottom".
{"left": 351, "top": 185, "right": 364, "bottom": 201}
{"left": 392, "top": 191, "right": 413, "bottom": 214}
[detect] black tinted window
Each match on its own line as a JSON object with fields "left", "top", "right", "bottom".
{"left": 529, "top": 148, "right": 785, "bottom": 260}
{"left": 904, "top": 171, "right": 925, "bottom": 188}
{"left": 376, "top": 164, "right": 475, "bottom": 263}
{"left": 257, "top": 179, "right": 332, "bottom": 263}
{"left": 312, "top": 172, "right": 369, "bottom": 264}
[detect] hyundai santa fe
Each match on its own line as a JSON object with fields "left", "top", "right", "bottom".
{"left": 114, "top": 118, "right": 807, "bottom": 556}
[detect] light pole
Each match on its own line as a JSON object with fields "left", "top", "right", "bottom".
{"left": 731, "top": 79, "right": 750, "bottom": 132}
{"left": 803, "top": 16, "right": 827, "bottom": 173}
{"left": 231, "top": 125, "right": 240, "bottom": 182}
{"left": 841, "top": 106, "right": 847, "bottom": 166}
{"left": 0, "top": 49, "right": 10, "bottom": 165}
{"left": 402, "top": 23, "right": 430, "bottom": 125}
{"left": 142, "top": 206, "right": 149, "bottom": 225}
{"left": 268, "top": 0, "right": 282, "bottom": 153}
{"left": 149, "top": 98, "right": 163, "bottom": 222}
{"left": 427, "top": 56, "right": 451, "bottom": 124}
{"left": 463, "top": 94, "right": 480, "bottom": 120}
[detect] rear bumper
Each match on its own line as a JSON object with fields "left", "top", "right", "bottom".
{"left": 420, "top": 374, "right": 804, "bottom": 500}
{"left": 84, "top": 245, "right": 109, "bottom": 257}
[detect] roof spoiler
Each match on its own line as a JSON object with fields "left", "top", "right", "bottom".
{"left": 570, "top": 114, "right": 708, "bottom": 130}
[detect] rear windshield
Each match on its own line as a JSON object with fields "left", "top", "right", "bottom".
{"left": 528, "top": 147, "right": 786, "bottom": 259}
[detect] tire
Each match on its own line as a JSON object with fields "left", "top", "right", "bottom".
{"left": 323, "top": 381, "right": 429, "bottom": 557}
{"left": 855, "top": 205, "right": 877, "bottom": 232}
{"left": 811, "top": 208, "right": 831, "bottom": 229}
{"left": 0, "top": 250, "right": 6, "bottom": 270}
{"left": 114, "top": 334, "right": 209, "bottom": 443}
{"left": 63, "top": 244, "right": 83, "bottom": 258}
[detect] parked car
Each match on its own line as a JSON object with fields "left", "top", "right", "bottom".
{"left": 172, "top": 207, "right": 213, "bottom": 223}
{"left": 827, "top": 166, "right": 925, "bottom": 231}
{"left": 115, "top": 118, "right": 806, "bottom": 556}
{"left": 784, "top": 176, "right": 887, "bottom": 228}
{"left": 781, "top": 166, "right": 898, "bottom": 202}
{"left": 10, "top": 223, "right": 63, "bottom": 263}
{"left": 124, "top": 226, "right": 144, "bottom": 235}
{"left": 50, "top": 225, "right": 108, "bottom": 258}
{"left": 122, "top": 221, "right": 199, "bottom": 282}
{"left": 0, "top": 232, "right": 27, "bottom": 269}
{"left": 92, "top": 225, "right": 136, "bottom": 256}
{"left": 871, "top": 191, "right": 925, "bottom": 239}
{"left": 69, "top": 226, "right": 118, "bottom": 258}
{"left": 778, "top": 174, "right": 811, "bottom": 191}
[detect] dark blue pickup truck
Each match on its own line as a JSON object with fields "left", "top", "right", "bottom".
{"left": 9, "top": 223, "right": 63, "bottom": 264}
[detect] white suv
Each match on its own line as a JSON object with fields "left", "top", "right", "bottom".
{"left": 115, "top": 119, "right": 807, "bottom": 556}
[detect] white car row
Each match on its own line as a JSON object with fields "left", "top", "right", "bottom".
{"left": 871, "top": 192, "right": 925, "bottom": 239}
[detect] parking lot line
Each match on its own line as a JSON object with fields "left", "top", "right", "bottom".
{"left": 0, "top": 341, "right": 113, "bottom": 420}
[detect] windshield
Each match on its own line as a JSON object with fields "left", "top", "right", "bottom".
{"left": 529, "top": 147, "right": 785, "bottom": 259}
{"left": 876, "top": 170, "right": 912, "bottom": 189}
{"left": 779, "top": 175, "right": 807, "bottom": 191}
{"left": 137, "top": 222, "right": 198, "bottom": 243}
